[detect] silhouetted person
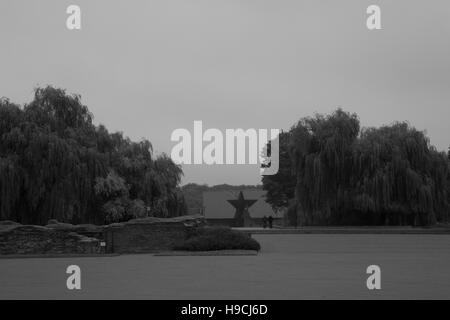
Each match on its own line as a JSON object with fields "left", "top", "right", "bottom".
{"left": 262, "top": 216, "right": 268, "bottom": 229}
{"left": 268, "top": 216, "right": 273, "bottom": 229}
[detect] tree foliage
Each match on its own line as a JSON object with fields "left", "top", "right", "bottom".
{"left": 0, "top": 86, "right": 186, "bottom": 225}
{"left": 262, "top": 131, "right": 296, "bottom": 212}
{"left": 264, "top": 108, "right": 450, "bottom": 226}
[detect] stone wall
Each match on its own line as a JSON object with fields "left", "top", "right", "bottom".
{"left": 0, "top": 215, "right": 206, "bottom": 255}
{"left": 45, "top": 220, "right": 105, "bottom": 240}
{"left": 0, "top": 222, "right": 101, "bottom": 255}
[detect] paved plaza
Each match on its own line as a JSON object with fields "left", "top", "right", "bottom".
{"left": 1, "top": 234, "right": 450, "bottom": 299}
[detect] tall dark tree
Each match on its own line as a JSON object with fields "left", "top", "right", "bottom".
{"left": 289, "top": 109, "right": 360, "bottom": 225}
{"left": 268, "top": 108, "right": 450, "bottom": 226}
{"left": 351, "top": 123, "right": 450, "bottom": 225}
{"left": 0, "top": 86, "right": 186, "bottom": 225}
{"left": 261, "top": 131, "right": 297, "bottom": 224}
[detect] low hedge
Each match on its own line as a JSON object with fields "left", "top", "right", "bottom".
{"left": 174, "top": 227, "right": 261, "bottom": 251}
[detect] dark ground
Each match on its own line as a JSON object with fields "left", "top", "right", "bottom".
{"left": 1, "top": 234, "right": 449, "bottom": 299}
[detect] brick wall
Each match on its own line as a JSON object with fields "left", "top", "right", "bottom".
{"left": 104, "top": 222, "right": 193, "bottom": 253}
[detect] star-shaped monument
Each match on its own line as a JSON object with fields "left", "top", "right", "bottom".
{"left": 227, "top": 191, "right": 258, "bottom": 227}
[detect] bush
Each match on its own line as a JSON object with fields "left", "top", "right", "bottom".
{"left": 174, "top": 227, "right": 261, "bottom": 251}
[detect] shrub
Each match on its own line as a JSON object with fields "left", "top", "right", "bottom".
{"left": 174, "top": 227, "right": 261, "bottom": 251}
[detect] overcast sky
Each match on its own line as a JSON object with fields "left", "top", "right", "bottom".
{"left": 1, "top": 0, "right": 449, "bottom": 185}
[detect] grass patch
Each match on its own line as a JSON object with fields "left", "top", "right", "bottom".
{"left": 174, "top": 227, "right": 261, "bottom": 252}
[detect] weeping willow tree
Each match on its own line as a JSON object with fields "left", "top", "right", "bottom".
{"left": 0, "top": 86, "right": 186, "bottom": 225}
{"left": 288, "top": 109, "right": 450, "bottom": 226}
{"left": 262, "top": 131, "right": 297, "bottom": 224}
{"left": 352, "top": 123, "right": 450, "bottom": 225}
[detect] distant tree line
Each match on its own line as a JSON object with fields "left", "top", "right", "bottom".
{"left": 0, "top": 87, "right": 186, "bottom": 225}
{"left": 263, "top": 109, "right": 450, "bottom": 226}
